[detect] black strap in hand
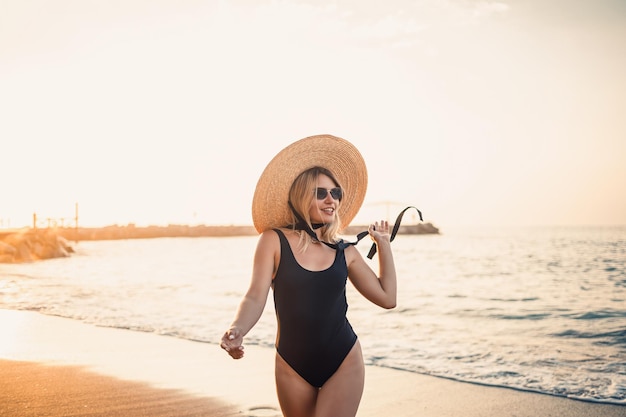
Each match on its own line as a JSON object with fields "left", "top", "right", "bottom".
{"left": 365, "top": 206, "right": 423, "bottom": 259}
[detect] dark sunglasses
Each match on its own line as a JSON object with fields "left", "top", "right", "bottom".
{"left": 315, "top": 187, "right": 343, "bottom": 201}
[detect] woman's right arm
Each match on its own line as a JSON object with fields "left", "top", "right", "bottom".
{"left": 220, "top": 230, "right": 278, "bottom": 359}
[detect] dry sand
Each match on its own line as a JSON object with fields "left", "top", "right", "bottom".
{"left": 0, "top": 309, "right": 623, "bottom": 417}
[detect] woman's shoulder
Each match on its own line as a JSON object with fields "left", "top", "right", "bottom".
{"left": 259, "top": 229, "right": 280, "bottom": 240}
{"left": 260, "top": 228, "right": 282, "bottom": 237}
{"left": 342, "top": 243, "right": 363, "bottom": 264}
{"left": 258, "top": 228, "right": 295, "bottom": 245}
{"left": 255, "top": 229, "right": 281, "bottom": 256}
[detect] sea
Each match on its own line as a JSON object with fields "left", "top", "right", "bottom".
{"left": 0, "top": 225, "right": 624, "bottom": 405}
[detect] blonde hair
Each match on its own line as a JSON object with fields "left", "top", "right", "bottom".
{"left": 288, "top": 166, "right": 342, "bottom": 251}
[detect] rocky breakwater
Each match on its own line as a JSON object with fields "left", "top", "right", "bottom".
{"left": 0, "top": 229, "right": 74, "bottom": 263}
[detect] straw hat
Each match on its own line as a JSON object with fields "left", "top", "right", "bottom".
{"left": 252, "top": 134, "right": 368, "bottom": 233}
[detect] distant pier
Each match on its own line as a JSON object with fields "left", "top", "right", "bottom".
{"left": 0, "top": 221, "right": 439, "bottom": 263}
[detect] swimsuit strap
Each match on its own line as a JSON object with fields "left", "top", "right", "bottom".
{"left": 287, "top": 201, "right": 423, "bottom": 259}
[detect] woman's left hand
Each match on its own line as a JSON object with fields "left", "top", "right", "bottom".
{"left": 369, "top": 220, "right": 391, "bottom": 244}
{"left": 220, "top": 327, "right": 245, "bottom": 359}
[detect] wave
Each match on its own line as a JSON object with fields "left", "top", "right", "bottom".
{"left": 552, "top": 328, "right": 626, "bottom": 346}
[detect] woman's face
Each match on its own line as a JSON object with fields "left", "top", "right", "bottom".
{"left": 308, "top": 173, "right": 341, "bottom": 224}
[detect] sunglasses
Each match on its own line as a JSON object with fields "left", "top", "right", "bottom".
{"left": 315, "top": 187, "right": 343, "bottom": 201}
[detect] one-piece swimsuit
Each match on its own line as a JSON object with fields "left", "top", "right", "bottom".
{"left": 272, "top": 228, "right": 357, "bottom": 388}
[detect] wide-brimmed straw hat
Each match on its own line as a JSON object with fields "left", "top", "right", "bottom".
{"left": 252, "top": 134, "right": 368, "bottom": 233}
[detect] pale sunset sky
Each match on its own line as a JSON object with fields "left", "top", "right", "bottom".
{"left": 1, "top": 0, "right": 625, "bottom": 229}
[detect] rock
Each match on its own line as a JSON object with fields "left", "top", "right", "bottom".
{"left": 0, "top": 241, "right": 16, "bottom": 255}
{"left": 0, "top": 241, "right": 16, "bottom": 262}
{"left": 0, "top": 230, "right": 74, "bottom": 263}
{"left": 0, "top": 254, "right": 14, "bottom": 263}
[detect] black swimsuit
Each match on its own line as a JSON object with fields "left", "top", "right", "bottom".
{"left": 272, "top": 229, "right": 358, "bottom": 388}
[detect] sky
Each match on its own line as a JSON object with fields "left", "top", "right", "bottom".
{"left": 1, "top": 0, "right": 625, "bottom": 229}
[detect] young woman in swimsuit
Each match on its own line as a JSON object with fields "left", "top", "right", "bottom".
{"left": 220, "top": 135, "right": 397, "bottom": 417}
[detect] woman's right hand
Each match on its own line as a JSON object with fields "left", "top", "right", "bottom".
{"left": 220, "top": 327, "right": 245, "bottom": 359}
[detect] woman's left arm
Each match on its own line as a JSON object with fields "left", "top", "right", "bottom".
{"left": 346, "top": 220, "right": 397, "bottom": 309}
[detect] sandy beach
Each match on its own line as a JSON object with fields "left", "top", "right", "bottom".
{"left": 0, "top": 309, "right": 623, "bottom": 417}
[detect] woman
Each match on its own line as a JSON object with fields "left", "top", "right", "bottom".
{"left": 220, "top": 134, "right": 397, "bottom": 417}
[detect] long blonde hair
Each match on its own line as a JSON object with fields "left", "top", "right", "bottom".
{"left": 288, "top": 166, "right": 342, "bottom": 251}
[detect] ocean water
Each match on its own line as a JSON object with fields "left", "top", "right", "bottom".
{"left": 0, "top": 226, "right": 624, "bottom": 405}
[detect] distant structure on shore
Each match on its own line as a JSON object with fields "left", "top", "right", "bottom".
{"left": 0, "top": 221, "right": 439, "bottom": 263}
{"left": 342, "top": 222, "right": 439, "bottom": 236}
{"left": 61, "top": 221, "right": 439, "bottom": 241}
{"left": 2, "top": 202, "right": 438, "bottom": 262}
{"left": 60, "top": 224, "right": 259, "bottom": 241}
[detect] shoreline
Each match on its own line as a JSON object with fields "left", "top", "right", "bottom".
{"left": 1, "top": 309, "right": 623, "bottom": 416}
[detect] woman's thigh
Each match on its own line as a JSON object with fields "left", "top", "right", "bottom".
{"left": 315, "top": 341, "right": 365, "bottom": 417}
{"left": 275, "top": 353, "right": 318, "bottom": 417}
